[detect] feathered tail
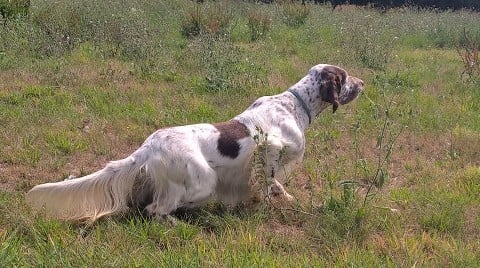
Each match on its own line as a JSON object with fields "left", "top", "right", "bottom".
{"left": 26, "top": 146, "right": 150, "bottom": 222}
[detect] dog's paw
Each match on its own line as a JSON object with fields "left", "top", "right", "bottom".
{"left": 267, "top": 182, "right": 295, "bottom": 202}
{"left": 282, "top": 191, "right": 295, "bottom": 202}
{"left": 153, "top": 214, "right": 178, "bottom": 226}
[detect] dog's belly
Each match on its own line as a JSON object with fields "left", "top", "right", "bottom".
{"left": 143, "top": 123, "right": 256, "bottom": 207}
{"left": 214, "top": 165, "right": 253, "bottom": 205}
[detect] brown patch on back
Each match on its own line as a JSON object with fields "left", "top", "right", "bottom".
{"left": 213, "top": 120, "right": 250, "bottom": 159}
{"left": 319, "top": 66, "right": 347, "bottom": 113}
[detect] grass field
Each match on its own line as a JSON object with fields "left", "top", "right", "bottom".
{"left": 1, "top": 0, "right": 480, "bottom": 266}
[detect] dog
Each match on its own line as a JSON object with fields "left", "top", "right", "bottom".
{"left": 26, "top": 64, "right": 364, "bottom": 222}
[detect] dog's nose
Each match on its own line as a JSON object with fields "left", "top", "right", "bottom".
{"left": 358, "top": 80, "right": 365, "bottom": 89}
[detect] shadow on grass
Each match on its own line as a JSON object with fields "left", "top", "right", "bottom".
{"left": 74, "top": 201, "right": 265, "bottom": 239}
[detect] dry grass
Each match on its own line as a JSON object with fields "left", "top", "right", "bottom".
{"left": 1, "top": 1, "right": 480, "bottom": 266}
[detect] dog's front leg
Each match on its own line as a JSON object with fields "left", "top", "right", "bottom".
{"left": 268, "top": 180, "right": 294, "bottom": 201}
{"left": 263, "top": 137, "right": 295, "bottom": 202}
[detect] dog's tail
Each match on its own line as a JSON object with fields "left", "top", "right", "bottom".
{"left": 26, "top": 146, "right": 151, "bottom": 222}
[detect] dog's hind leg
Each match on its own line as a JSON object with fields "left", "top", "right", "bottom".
{"left": 144, "top": 181, "right": 184, "bottom": 220}
{"left": 182, "top": 158, "right": 217, "bottom": 208}
{"left": 143, "top": 156, "right": 185, "bottom": 220}
{"left": 144, "top": 157, "right": 217, "bottom": 220}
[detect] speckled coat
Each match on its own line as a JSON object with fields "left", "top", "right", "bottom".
{"left": 26, "top": 64, "right": 365, "bottom": 222}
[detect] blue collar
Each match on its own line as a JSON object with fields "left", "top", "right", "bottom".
{"left": 288, "top": 89, "right": 312, "bottom": 125}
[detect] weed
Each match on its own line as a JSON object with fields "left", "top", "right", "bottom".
{"left": 181, "top": 4, "right": 203, "bottom": 38}
{"left": 315, "top": 179, "right": 367, "bottom": 243}
{"left": 250, "top": 127, "right": 270, "bottom": 200}
{"left": 0, "top": 0, "right": 30, "bottom": 24}
{"left": 181, "top": 1, "right": 233, "bottom": 38}
{"left": 1, "top": 1, "right": 480, "bottom": 266}
{"left": 44, "top": 130, "right": 87, "bottom": 156}
{"left": 357, "top": 96, "right": 405, "bottom": 207}
{"left": 247, "top": 9, "right": 272, "bottom": 41}
{"left": 455, "top": 28, "right": 480, "bottom": 83}
{"left": 189, "top": 33, "right": 242, "bottom": 92}
{"left": 418, "top": 193, "right": 466, "bottom": 235}
{"left": 342, "top": 14, "right": 397, "bottom": 70}
{"left": 203, "top": 1, "right": 233, "bottom": 36}
{"left": 281, "top": 2, "right": 309, "bottom": 28}
{"left": 188, "top": 32, "right": 266, "bottom": 92}
{"left": 457, "top": 166, "right": 480, "bottom": 200}
{"left": 304, "top": 71, "right": 409, "bottom": 247}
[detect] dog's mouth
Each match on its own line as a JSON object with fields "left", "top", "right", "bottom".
{"left": 339, "top": 77, "right": 364, "bottom": 105}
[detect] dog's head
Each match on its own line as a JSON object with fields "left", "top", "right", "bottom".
{"left": 313, "top": 65, "right": 365, "bottom": 113}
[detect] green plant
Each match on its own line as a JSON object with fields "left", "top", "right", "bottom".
{"left": 181, "top": 5, "right": 204, "bottom": 38}
{"left": 0, "top": 0, "right": 30, "bottom": 24}
{"left": 281, "top": 3, "right": 309, "bottom": 28}
{"left": 181, "top": 2, "right": 233, "bottom": 38}
{"left": 455, "top": 28, "right": 480, "bottom": 83}
{"left": 418, "top": 193, "right": 466, "bottom": 235}
{"left": 355, "top": 76, "right": 407, "bottom": 207}
{"left": 250, "top": 127, "right": 269, "bottom": 200}
{"left": 204, "top": 1, "right": 233, "bottom": 36}
{"left": 307, "top": 74, "right": 407, "bottom": 244}
{"left": 315, "top": 180, "right": 367, "bottom": 242}
{"left": 190, "top": 33, "right": 241, "bottom": 92}
{"left": 247, "top": 9, "right": 271, "bottom": 42}
{"left": 426, "top": 21, "right": 454, "bottom": 48}
{"left": 458, "top": 166, "right": 480, "bottom": 200}
{"left": 341, "top": 14, "right": 396, "bottom": 70}
{"left": 1, "top": 2, "right": 480, "bottom": 266}
{"left": 189, "top": 32, "right": 265, "bottom": 92}
{"left": 30, "top": 2, "right": 84, "bottom": 56}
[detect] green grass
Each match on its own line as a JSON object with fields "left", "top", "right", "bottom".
{"left": 1, "top": 1, "right": 480, "bottom": 266}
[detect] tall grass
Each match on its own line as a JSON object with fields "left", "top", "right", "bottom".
{"left": 1, "top": 1, "right": 480, "bottom": 266}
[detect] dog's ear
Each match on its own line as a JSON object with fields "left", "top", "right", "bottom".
{"left": 319, "top": 66, "right": 347, "bottom": 113}
{"left": 321, "top": 78, "right": 341, "bottom": 113}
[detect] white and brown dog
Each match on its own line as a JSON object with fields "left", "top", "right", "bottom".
{"left": 26, "top": 64, "right": 364, "bottom": 222}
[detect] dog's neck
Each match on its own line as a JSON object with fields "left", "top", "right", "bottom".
{"left": 287, "top": 88, "right": 311, "bottom": 125}
{"left": 287, "top": 73, "right": 331, "bottom": 127}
